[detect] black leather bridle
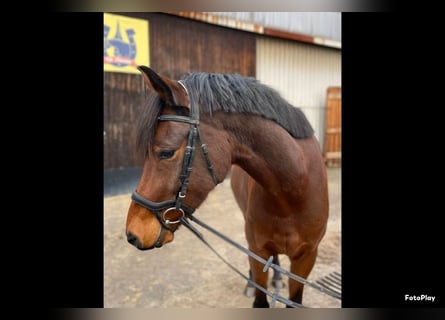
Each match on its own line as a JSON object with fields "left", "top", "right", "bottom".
{"left": 131, "top": 81, "right": 219, "bottom": 248}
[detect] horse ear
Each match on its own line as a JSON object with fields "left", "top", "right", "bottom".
{"left": 137, "top": 66, "right": 187, "bottom": 107}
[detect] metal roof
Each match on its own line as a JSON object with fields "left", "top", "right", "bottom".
{"left": 171, "top": 12, "right": 341, "bottom": 49}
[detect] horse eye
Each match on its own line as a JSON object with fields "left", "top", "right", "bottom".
{"left": 157, "top": 150, "right": 175, "bottom": 160}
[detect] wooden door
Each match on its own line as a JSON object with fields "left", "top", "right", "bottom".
{"left": 323, "top": 87, "right": 341, "bottom": 167}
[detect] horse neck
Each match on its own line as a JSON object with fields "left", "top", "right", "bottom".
{"left": 212, "top": 113, "right": 311, "bottom": 195}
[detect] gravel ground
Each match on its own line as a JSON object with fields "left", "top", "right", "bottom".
{"left": 104, "top": 166, "right": 341, "bottom": 308}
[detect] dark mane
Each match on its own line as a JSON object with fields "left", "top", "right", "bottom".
{"left": 136, "top": 72, "right": 314, "bottom": 155}
{"left": 182, "top": 72, "right": 314, "bottom": 138}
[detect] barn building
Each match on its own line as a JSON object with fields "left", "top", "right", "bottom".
{"left": 104, "top": 12, "right": 341, "bottom": 192}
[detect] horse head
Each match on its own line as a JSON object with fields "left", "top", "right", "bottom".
{"left": 125, "top": 67, "right": 231, "bottom": 250}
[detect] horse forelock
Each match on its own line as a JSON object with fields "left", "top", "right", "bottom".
{"left": 136, "top": 91, "right": 163, "bottom": 157}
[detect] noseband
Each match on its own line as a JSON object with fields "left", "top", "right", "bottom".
{"left": 131, "top": 80, "right": 219, "bottom": 248}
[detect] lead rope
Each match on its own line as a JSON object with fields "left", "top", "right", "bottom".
{"left": 187, "top": 214, "right": 341, "bottom": 300}
{"left": 187, "top": 213, "right": 340, "bottom": 299}
{"left": 181, "top": 215, "right": 342, "bottom": 307}
{"left": 179, "top": 217, "right": 305, "bottom": 308}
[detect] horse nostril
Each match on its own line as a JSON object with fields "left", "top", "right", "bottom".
{"left": 126, "top": 232, "right": 140, "bottom": 247}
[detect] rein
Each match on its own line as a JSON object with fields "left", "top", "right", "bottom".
{"left": 131, "top": 80, "right": 218, "bottom": 248}
{"left": 181, "top": 213, "right": 342, "bottom": 307}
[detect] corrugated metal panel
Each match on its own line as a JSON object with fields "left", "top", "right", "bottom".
{"left": 207, "top": 12, "right": 341, "bottom": 42}
{"left": 256, "top": 37, "right": 341, "bottom": 148}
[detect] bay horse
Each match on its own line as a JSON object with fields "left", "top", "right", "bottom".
{"left": 125, "top": 66, "right": 329, "bottom": 308}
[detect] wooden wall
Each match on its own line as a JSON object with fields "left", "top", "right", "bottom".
{"left": 104, "top": 13, "right": 256, "bottom": 170}
{"left": 323, "top": 86, "right": 342, "bottom": 167}
{"left": 104, "top": 73, "right": 145, "bottom": 169}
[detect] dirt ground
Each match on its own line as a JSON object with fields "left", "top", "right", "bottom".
{"left": 104, "top": 166, "right": 341, "bottom": 308}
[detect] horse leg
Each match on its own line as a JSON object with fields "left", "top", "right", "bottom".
{"left": 271, "top": 254, "right": 285, "bottom": 289}
{"left": 249, "top": 255, "right": 270, "bottom": 308}
{"left": 287, "top": 249, "right": 319, "bottom": 307}
{"left": 246, "top": 255, "right": 283, "bottom": 297}
{"left": 244, "top": 269, "right": 255, "bottom": 297}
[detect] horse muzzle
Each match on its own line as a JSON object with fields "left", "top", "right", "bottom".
{"left": 126, "top": 225, "right": 174, "bottom": 250}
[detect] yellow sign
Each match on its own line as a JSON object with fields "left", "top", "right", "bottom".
{"left": 104, "top": 13, "right": 149, "bottom": 74}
